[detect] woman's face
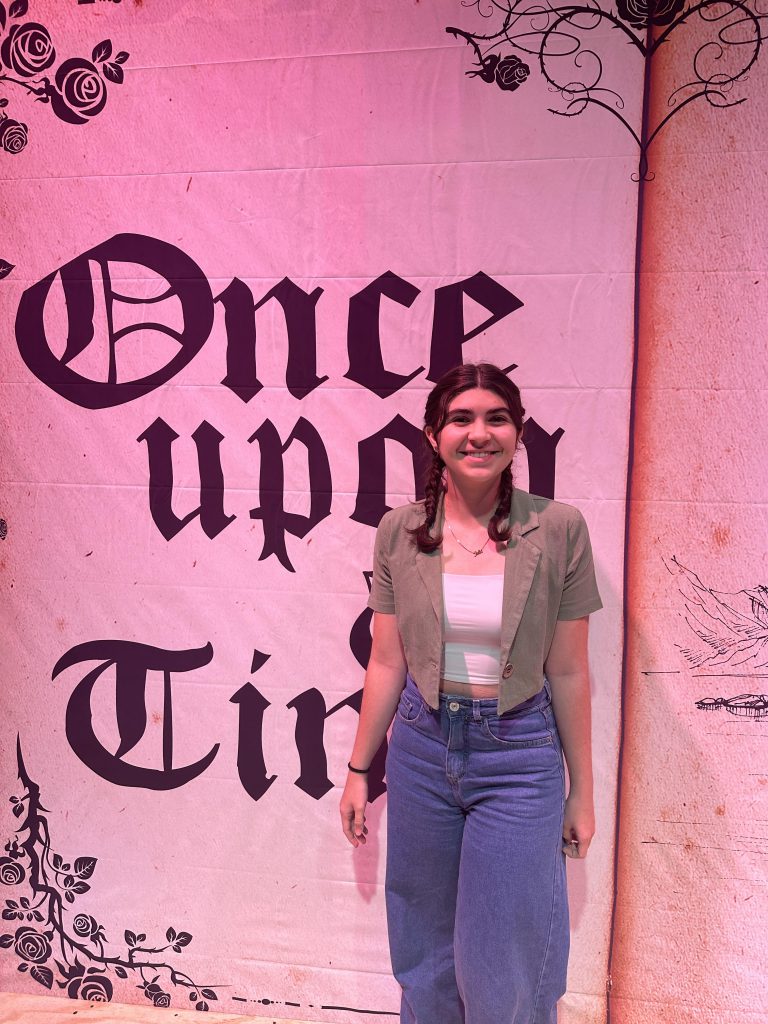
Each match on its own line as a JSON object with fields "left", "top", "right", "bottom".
{"left": 426, "top": 388, "right": 519, "bottom": 486}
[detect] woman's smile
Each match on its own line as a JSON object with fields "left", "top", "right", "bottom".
{"left": 427, "top": 388, "right": 519, "bottom": 480}
{"left": 461, "top": 449, "right": 501, "bottom": 460}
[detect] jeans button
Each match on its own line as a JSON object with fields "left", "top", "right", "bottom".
{"left": 448, "top": 701, "right": 460, "bottom": 712}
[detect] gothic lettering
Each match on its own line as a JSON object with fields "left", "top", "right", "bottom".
{"left": 54, "top": 640, "right": 219, "bottom": 789}
{"left": 16, "top": 233, "right": 213, "bottom": 409}
{"left": 137, "top": 418, "right": 236, "bottom": 540}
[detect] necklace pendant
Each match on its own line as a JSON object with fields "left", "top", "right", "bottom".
{"left": 473, "top": 548, "right": 483, "bottom": 557}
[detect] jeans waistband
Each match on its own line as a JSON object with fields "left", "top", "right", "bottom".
{"left": 405, "top": 673, "right": 550, "bottom": 717}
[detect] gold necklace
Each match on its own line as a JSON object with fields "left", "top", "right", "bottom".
{"left": 445, "top": 519, "right": 491, "bottom": 557}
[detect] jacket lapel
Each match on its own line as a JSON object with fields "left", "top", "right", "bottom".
{"left": 415, "top": 496, "right": 445, "bottom": 628}
{"left": 500, "top": 490, "right": 541, "bottom": 653}
{"left": 416, "top": 549, "right": 443, "bottom": 628}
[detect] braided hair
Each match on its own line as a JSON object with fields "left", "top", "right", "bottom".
{"left": 410, "top": 363, "right": 525, "bottom": 553}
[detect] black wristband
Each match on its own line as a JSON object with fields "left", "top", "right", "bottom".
{"left": 347, "top": 761, "right": 369, "bottom": 774}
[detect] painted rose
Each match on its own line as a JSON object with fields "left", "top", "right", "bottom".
{"left": 152, "top": 991, "right": 171, "bottom": 1008}
{"left": 0, "top": 23, "right": 55, "bottom": 78}
{"left": 616, "top": 0, "right": 685, "bottom": 29}
{"left": 0, "top": 857, "right": 25, "bottom": 885}
{"left": 0, "top": 118, "right": 28, "bottom": 155}
{"left": 50, "top": 58, "right": 107, "bottom": 125}
{"left": 67, "top": 974, "right": 113, "bottom": 1002}
{"left": 495, "top": 54, "right": 530, "bottom": 92}
{"left": 72, "top": 913, "right": 98, "bottom": 938}
{"left": 13, "top": 926, "right": 51, "bottom": 963}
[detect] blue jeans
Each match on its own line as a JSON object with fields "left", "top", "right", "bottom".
{"left": 385, "top": 674, "right": 568, "bottom": 1024}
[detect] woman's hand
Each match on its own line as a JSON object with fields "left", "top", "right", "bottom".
{"left": 340, "top": 612, "right": 406, "bottom": 847}
{"left": 562, "top": 789, "right": 595, "bottom": 859}
{"left": 340, "top": 772, "right": 369, "bottom": 847}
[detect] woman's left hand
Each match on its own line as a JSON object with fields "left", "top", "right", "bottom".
{"left": 562, "top": 790, "right": 595, "bottom": 859}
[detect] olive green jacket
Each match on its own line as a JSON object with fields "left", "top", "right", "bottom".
{"left": 367, "top": 488, "right": 602, "bottom": 714}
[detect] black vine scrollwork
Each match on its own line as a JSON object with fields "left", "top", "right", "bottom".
{"left": 0, "top": 738, "right": 221, "bottom": 1011}
{"left": 0, "top": 0, "right": 129, "bottom": 154}
{"left": 447, "top": 0, "right": 767, "bottom": 178}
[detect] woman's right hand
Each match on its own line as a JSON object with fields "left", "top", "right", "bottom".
{"left": 340, "top": 772, "right": 369, "bottom": 847}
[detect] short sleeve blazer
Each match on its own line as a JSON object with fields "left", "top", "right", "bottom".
{"left": 367, "top": 488, "right": 602, "bottom": 714}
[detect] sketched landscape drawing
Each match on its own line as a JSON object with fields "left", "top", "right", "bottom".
{"left": 666, "top": 556, "right": 768, "bottom": 719}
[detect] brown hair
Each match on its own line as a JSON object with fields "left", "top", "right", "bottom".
{"left": 411, "top": 363, "right": 524, "bottom": 553}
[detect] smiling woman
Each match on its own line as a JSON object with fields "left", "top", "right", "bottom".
{"left": 340, "top": 362, "right": 603, "bottom": 1024}
{"left": 427, "top": 387, "right": 519, "bottom": 489}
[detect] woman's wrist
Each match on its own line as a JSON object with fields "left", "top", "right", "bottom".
{"left": 347, "top": 761, "right": 370, "bottom": 775}
{"left": 566, "top": 780, "right": 593, "bottom": 800}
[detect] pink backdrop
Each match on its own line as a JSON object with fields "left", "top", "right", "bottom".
{"left": 0, "top": 1, "right": 764, "bottom": 1021}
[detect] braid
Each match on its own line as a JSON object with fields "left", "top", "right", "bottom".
{"left": 488, "top": 466, "right": 514, "bottom": 543}
{"left": 409, "top": 450, "right": 444, "bottom": 552}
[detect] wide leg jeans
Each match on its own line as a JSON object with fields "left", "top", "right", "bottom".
{"left": 385, "top": 674, "right": 569, "bottom": 1024}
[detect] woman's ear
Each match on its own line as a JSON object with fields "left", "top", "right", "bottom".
{"left": 424, "top": 427, "right": 438, "bottom": 453}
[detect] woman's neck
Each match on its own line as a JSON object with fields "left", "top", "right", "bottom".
{"left": 443, "top": 477, "right": 500, "bottom": 525}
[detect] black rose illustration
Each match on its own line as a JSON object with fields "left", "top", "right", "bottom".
{"left": 1, "top": 749, "right": 221, "bottom": 1011}
{"left": 0, "top": 118, "right": 28, "bottom": 154}
{"left": 495, "top": 54, "right": 530, "bottom": 92}
{"left": 616, "top": 0, "right": 685, "bottom": 29}
{"left": 67, "top": 974, "right": 113, "bottom": 1002}
{"left": 4, "top": 840, "right": 23, "bottom": 860}
{"left": 0, "top": 22, "right": 55, "bottom": 78}
{"left": 72, "top": 913, "right": 98, "bottom": 938}
{"left": 0, "top": 858, "right": 25, "bottom": 885}
{"left": 13, "top": 925, "right": 51, "bottom": 963}
{"left": 50, "top": 58, "right": 107, "bottom": 125}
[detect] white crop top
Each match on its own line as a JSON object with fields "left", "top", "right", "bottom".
{"left": 442, "top": 572, "right": 504, "bottom": 686}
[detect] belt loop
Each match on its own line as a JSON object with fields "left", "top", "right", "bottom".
{"left": 472, "top": 700, "right": 481, "bottom": 723}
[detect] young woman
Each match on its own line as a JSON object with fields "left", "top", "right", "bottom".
{"left": 340, "top": 363, "right": 602, "bottom": 1024}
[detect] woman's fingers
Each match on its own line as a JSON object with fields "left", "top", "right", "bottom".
{"left": 562, "top": 831, "right": 592, "bottom": 858}
{"left": 340, "top": 775, "right": 370, "bottom": 847}
{"left": 340, "top": 802, "right": 367, "bottom": 847}
{"left": 562, "top": 794, "right": 595, "bottom": 859}
{"left": 354, "top": 813, "right": 368, "bottom": 844}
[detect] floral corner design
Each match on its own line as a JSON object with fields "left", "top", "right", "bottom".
{"left": 0, "top": 737, "right": 221, "bottom": 1011}
{"left": 0, "top": 0, "right": 130, "bottom": 155}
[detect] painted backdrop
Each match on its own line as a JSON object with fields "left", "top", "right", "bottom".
{"left": 0, "top": 0, "right": 764, "bottom": 1021}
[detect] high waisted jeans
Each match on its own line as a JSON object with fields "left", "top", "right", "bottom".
{"left": 385, "top": 674, "right": 568, "bottom": 1024}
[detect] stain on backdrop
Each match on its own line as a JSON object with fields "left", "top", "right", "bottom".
{"left": 0, "top": 1, "right": 636, "bottom": 1019}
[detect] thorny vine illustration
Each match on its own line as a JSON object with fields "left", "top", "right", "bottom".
{"left": 448, "top": 0, "right": 767, "bottom": 177}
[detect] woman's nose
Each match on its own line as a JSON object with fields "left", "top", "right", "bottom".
{"left": 468, "top": 418, "right": 490, "bottom": 442}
